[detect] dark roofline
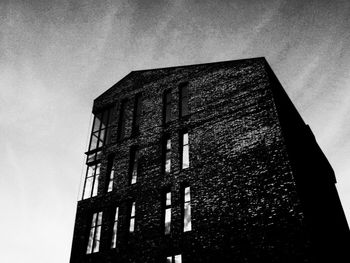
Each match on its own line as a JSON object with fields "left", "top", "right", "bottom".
{"left": 132, "top": 56, "right": 266, "bottom": 73}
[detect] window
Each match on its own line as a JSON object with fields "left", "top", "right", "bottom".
{"left": 106, "top": 154, "right": 115, "bottom": 192}
{"left": 111, "top": 207, "right": 119, "bottom": 248}
{"left": 129, "top": 147, "right": 139, "bottom": 184}
{"left": 86, "top": 109, "right": 111, "bottom": 164}
{"left": 117, "top": 99, "right": 127, "bottom": 141}
{"left": 181, "top": 132, "right": 190, "bottom": 169}
{"left": 83, "top": 109, "right": 111, "bottom": 199}
{"left": 132, "top": 94, "right": 142, "bottom": 135}
{"left": 129, "top": 202, "right": 136, "bottom": 233}
{"left": 167, "top": 254, "right": 182, "bottom": 263}
{"left": 179, "top": 83, "right": 189, "bottom": 117}
{"left": 164, "top": 135, "right": 171, "bottom": 174}
{"left": 86, "top": 212, "right": 103, "bottom": 254}
{"left": 164, "top": 191, "right": 171, "bottom": 235}
{"left": 82, "top": 163, "right": 101, "bottom": 199}
{"left": 183, "top": 186, "right": 192, "bottom": 232}
{"left": 163, "top": 89, "right": 172, "bottom": 124}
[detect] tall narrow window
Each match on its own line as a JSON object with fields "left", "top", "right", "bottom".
{"left": 181, "top": 132, "right": 190, "bottom": 169}
{"left": 164, "top": 136, "right": 171, "bottom": 174}
{"left": 164, "top": 191, "right": 171, "bottom": 235}
{"left": 86, "top": 211, "right": 103, "bottom": 254}
{"left": 117, "top": 99, "right": 127, "bottom": 141}
{"left": 129, "top": 147, "right": 139, "bottom": 184}
{"left": 167, "top": 254, "right": 182, "bottom": 263}
{"left": 179, "top": 83, "right": 189, "bottom": 117}
{"left": 132, "top": 94, "right": 142, "bottom": 135}
{"left": 111, "top": 207, "right": 119, "bottom": 249}
{"left": 163, "top": 90, "right": 172, "bottom": 124}
{"left": 106, "top": 154, "right": 115, "bottom": 192}
{"left": 82, "top": 163, "right": 101, "bottom": 199}
{"left": 83, "top": 109, "right": 111, "bottom": 199}
{"left": 129, "top": 202, "right": 136, "bottom": 233}
{"left": 183, "top": 186, "right": 192, "bottom": 232}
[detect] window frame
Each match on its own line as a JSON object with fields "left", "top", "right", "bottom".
{"left": 129, "top": 201, "right": 136, "bottom": 233}
{"left": 111, "top": 207, "right": 119, "bottom": 249}
{"left": 163, "top": 89, "right": 172, "bottom": 125}
{"left": 106, "top": 154, "right": 115, "bottom": 193}
{"left": 129, "top": 146, "right": 139, "bottom": 185}
{"left": 182, "top": 185, "right": 192, "bottom": 232}
{"left": 180, "top": 131, "right": 190, "bottom": 170}
{"left": 163, "top": 190, "right": 172, "bottom": 235}
{"left": 86, "top": 211, "right": 103, "bottom": 254}
{"left": 117, "top": 99, "right": 127, "bottom": 141}
{"left": 163, "top": 134, "right": 172, "bottom": 174}
{"left": 132, "top": 93, "right": 142, "bottom": 136}
{"left": 179, "top": 82, "right": 189, "bottom": 118}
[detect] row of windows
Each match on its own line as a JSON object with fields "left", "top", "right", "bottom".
{"left": 86, "top": 186, "right": 191, "bottom": 260}
{"left": 83, "top": 131, "right": 190, "bottom": 199}
{"left": 82, "top": 85, "right": 190, "bottom": 200}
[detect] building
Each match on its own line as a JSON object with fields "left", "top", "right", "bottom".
{"left": 70, "top": 57, "right": 349, "bottom": 263}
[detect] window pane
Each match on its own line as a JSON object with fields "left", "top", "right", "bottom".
{"left": 174, "top": 254, "right": 182, "bottom": 263}
{"left": 86, "top": 227, "right": 95, "bottom": 254}
{"left": 108, "top": 169, "right": 114, "bottom": 192}
{"left": 92, "top": 114, "right": 102, "bottom": 132}
{"left": 93, "top": 226, "right": 101, "bottom": 252}
{"left": 165, "top": 154, "right": 171, "bottom": 174}
{"left": 183, "top": 133, "right": 188, "bottom": 145}
{"left": 184, "top": 202, "right": 192, "bottom": 232}
{"left": 166, "top": 192, "right": 171, "bottom": 206}
{"left": 184, "top": 187, "right": 190, "bottom": 202}
{"left": 165, "top": 208, "right": 171, "bottom": 235}
{"left": 91, "top": 213, "right": 97, "bottom": 227}
{"left": 83, "top": 176, "right": 93, "bottom": 199}
{"left": 167, "top": 256, "right": 173, "bottom": 263}
{"left": 92, "top": 173, "right": 99, "bottom": 197}
{"left": 97, "top": 212, "right": 103, "bottom": 225}
{"left": 182, "top": 145, "right": 189, "bottom": 169}
{"left": 98, "top": 129, "right": 105, "bottom": 148}
{"left": 129, "top": 218, "right": 135, "bottom": 232}
{"left": 111, "top": 221, "right": 118, "bottom": 248}
{"left": 89, "top": 133, "right": 98, "bottom": 151}
{"left": 131, "top": 202, "right": 135, "bottom": 216}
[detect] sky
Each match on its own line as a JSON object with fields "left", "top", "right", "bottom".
{"left": 0, "top": 0, "right": 349, "bottom": 262}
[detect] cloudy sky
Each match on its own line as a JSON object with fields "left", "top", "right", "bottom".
{"left": 1, "top": 0, "right": 349, "bottom": 262}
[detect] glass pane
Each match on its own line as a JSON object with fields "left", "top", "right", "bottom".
{"left": 83, "top": 177, "right": 93, "bottom": 199}
{"left": 174, "top": 254, "right": 182, "bottom": 263}
{"left": 97, "top": 212, "right": 103, "bottom": 225}
{"left": 131, "top": 170, "right": 137, "bottom": 184}
{"left": 89, "top": 133, "right": 98, "bottom": 151}
{"left": 108, "top": 169, "right": 114, "bottom": 192}
{"left": 86, "top": 227, "right": 95, "bottom": 254}
{"left": 92, "top": 114, "right": 102, "bottom": 132}
{"left": 165, "top": 155, "right": 171, "bottom": 174}
{"left": 166, "top": 139, "right": 171, "bottom": 150}
{"left": 93, "top": 226, "right": 101, "bottom": 252}
{"left": 182, "top": 145, "right": 189, "bottom": 169}
{"left": 111, "top": 221, "right": 118, "bottom": 248}
{"left": 182, "top": 102, "right": 189, "bottom": 116}
{"left": 183, "top": 133, "right": 188, "bottom": 145}
{"left": 101, "top": 110, "right": 109, "bottom": 129}
{"left": 92, "top": 173, "right": 99, "bottom": 197}
{"left": 129, "top": 218, "right": 135, "bottom": 232}
{"left": 166, "top": 192, "right": 171, "bottom": 206}
{"left": 184, "top": 202, "right": 192, "bottom": 232}
{"left": 184, "top": 187, "right": 191, "bottom": 202}
{"left": 131, "top": 202, "right": 135, "bottom": 216}
{"left": 165, "top": 208, "right": 171, "bottom": 235}
{"left": 115, "top": 207, "right": 119, "bottom": 220}
{"left": 91, "top": 213, "right": 97, "bottom": 227}
{"left": 87, "top": 152, "right": 95, "bottom": 163}
{"left": 167, "top": 256, "right": 173, "bottom": 263}
{"left": 98, "top": 129, "right": 105, "bottom": 148}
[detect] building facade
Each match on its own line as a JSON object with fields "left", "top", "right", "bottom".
{"left": 70, "top": 58, "right": 349, "bottom": 263}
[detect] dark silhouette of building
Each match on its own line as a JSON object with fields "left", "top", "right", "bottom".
{"left": 70, "top": 58, "right": 349, "bottom": 263}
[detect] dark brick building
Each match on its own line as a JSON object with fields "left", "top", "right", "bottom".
{"left": 70, "top": 58, "right": 349, "bottom": 263}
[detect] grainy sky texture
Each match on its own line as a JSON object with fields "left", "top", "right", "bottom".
{"left": 1, "top": 0, "right": 349, "bottom": 262}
